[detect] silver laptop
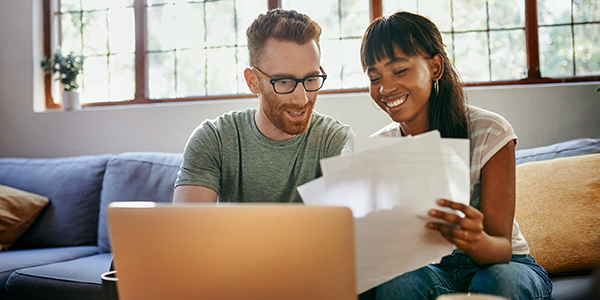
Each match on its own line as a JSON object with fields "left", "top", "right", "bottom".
{"left": 107, "top": 202, "right": 357, "bottom": 300}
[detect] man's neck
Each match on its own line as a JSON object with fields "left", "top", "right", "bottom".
{"left": 254, "top": 108, "right": 299, "bottom": 141}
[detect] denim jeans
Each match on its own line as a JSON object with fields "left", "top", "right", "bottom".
{"left": 359, "top": 253, "right": 553, "bottom": 300}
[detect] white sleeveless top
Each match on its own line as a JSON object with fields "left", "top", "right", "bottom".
{"left": 371, "top": 105, "right": 529, "bottom": 255}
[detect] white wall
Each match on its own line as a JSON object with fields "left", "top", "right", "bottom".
{"left": 1, "top": 0, "right": 599, "bottom": 158}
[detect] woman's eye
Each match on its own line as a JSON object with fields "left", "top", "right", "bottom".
{"left": 369, "top": 77, "right": 380, "bottom": 83}
{"left": 394, "top": 69, "right": 407, "bottom": 75}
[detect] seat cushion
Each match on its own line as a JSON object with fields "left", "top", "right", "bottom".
{"left": 551, "top": 275, "right": 594, "bottom": 300}
{"left": 97, "top": 152, "right": 182, "bottom": 253}
{"left": 3, "top": 253, "right": 112, "bottom": 300}
{"left": 0, "top": 246, "right": 98, "bottom": 295}
{"left": 0, "top": 155, "right": 113, "bottom": 248}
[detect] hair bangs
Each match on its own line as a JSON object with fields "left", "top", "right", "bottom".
{"left": 361, "top": 15, "right": 422, "bottom": 70}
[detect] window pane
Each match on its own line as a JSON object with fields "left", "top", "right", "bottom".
{"left": 147, "top": 5, "right": 176, "bottom": 51}
{"left": 489, "top": 29, "right": 526, "bottom": 81}
{"left": 174, "top": 3, "right": 205, "bottom": 50}
{"left": 382, "top": 0, "right": 417, "bottom": 15}
{"left": 108, "top": 8, "right": 135, "bottom": 53}
{"left": 81, "top": 0, "right": 129, "bottom": 10}
{"left": 340, "top": 39, "right": 367, "bottom": 89}
{"left": 237, "top": 47, "right": 252, "bottom": 94}
{"left": 236, "top": 0, "right": 268, "bottom": 46}
{"left": 206, "top": 47, "right": 237, "bottom": 95}
{"left": 61, "top": 12, "right": 82, "bottom": 55}
{"left": 206, "top": 1, "right": 236, "bottom": 47}
{"left": 320, "top": 39, "right": 366, "bottom": 89}
{"left": 148, "top": 52, "right": 176, "bottom": 99}
{"left": 488, "top": 0, "right": 525, "bottom": 29}
{"left": 320, "top": 39, "right": 342, "bottom": 89}
{"left": 574, "top": 0, "right": 600, "bottom": 22}
{"left": 419, "top": 0, "right": 451, "bottom": 32}
{"left": 176, "top": 49, "right": 207, "bottom": 97}
{"left": 442, "top": 33, "right": 453, "bottom": 63}
{"left": 81, "top": 56, "right": 109, "bottom": 103}
{"left": 82, "top": 11, "right": 108, "bottom": 56}
{"left": 574, "top": 24, "right": 600, "bottom": 76}
{"left": 282, "top": 0, "right": 340, "bottom": 40}
{"left": 539, "top": 26, "right": 574, "bottom": 77}
{"left": 453, "top": 0, "right": 487, "bottom": 31}
{"left": 61, "top": 0, "right": 80, "bottom": 12}
{"left": 454, "top": 31, "right": 489, "bottom": 82}
{"left": 109, "top": 53, "right": 135, "bottom": 101}
{"left": 341, "top": 0, "right": 370, "bottom": 38}
{"left": 538, "top": 0, "right": 571, "bottom": 25}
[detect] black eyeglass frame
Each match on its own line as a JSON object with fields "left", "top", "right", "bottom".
{"left": 251, "top": 66, "right": 328, "bottom": 94}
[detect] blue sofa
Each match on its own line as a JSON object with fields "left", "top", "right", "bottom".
{"left": 0, "top": 138, "right": 599, "bottom": 300}
{"left": 0, "top": 152, "right": 182, "bottom": 300}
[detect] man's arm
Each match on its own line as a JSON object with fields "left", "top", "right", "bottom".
{"left": 173, "top": 185, "right": 218, "bottom": 203}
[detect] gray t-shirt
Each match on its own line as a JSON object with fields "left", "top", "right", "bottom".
{"left": 175, "top": 108, "right": 355, "bottom": 203}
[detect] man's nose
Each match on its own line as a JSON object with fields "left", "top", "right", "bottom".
{"left": 289, "top": 83, "right": 310, "bottom": 105}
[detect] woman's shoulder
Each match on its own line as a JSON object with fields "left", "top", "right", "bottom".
{"left": 370, "top": 122, "right": 402, "bottom": 137}
{"left": 468, "top": 105, "right": 513, "bottom": 134}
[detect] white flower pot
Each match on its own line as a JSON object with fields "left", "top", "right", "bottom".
{"left": 62, "top": 90, "right": 81, "bottom": 111}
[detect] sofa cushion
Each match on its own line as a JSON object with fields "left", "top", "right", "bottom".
{"left": 515, "top": 138, "right": 600, "bottom": 165}
{"left": 0, "top": 185, "right": 50, "bottom": 250}
{"left": 3, "top": 253, "right": 111, "bottom": 300}
{"left": 515, "top": 153, "right": 600, "bottom": 276}
{"left": 0, "top": 155, "right": 113, "bottom": 248}
{"left": 0, "top": 246, "right": 98, "bottom": 294}
{"left": 97, "top": 152, "right": 182, "bottom": 253}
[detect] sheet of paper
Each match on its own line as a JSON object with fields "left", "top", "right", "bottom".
{"left": 297, "top": 131, "right": 470, "bottom": 294}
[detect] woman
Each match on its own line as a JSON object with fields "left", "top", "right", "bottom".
{"left": 359, "top": 11, "right": 552, "bottom": 300}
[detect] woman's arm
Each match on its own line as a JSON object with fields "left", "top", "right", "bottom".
{"left": 427, "top": 140, "right": 516, "bottom": 265}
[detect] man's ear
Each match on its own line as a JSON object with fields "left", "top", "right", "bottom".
{"left": 431, "top": 54, "right": 444, "bottom": 81}
{"left": 244, "top": 68, "right": 260, "bottom": 94}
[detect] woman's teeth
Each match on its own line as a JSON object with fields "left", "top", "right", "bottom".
{"left": 385, "top": 95, "right": 407, "bottom": 108}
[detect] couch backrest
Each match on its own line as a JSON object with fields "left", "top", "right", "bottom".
{"left": 515, "top": 138, "right": 600, "bottom": 165}
{"left": 0, "top": 155, "right": 113, "bottom": 249}
{"left": 97, "top": 152, "right": 183, "bottom": 253}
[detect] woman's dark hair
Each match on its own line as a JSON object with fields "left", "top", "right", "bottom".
{"left": 360, "top": 11, "right": 468, "bottom": 139}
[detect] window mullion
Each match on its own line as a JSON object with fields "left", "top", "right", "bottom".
{"left": 524, "top": 0, "right": 541, "bottom": 79}
{"left": 269, "top": 0, "right": 281, "bottom": 10}
{"left": 370, "top": 0, "right": 382, "bottom": 21}
{"left": 134, "top": 0, "right": 148, "bottom": 103}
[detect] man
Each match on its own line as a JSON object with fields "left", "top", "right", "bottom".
{"left": 173, "top": 9, "right": 355, "bottom": 203}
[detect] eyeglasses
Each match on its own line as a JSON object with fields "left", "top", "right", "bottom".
{"left": 251, "top": 66, "right": 327, "bottom": 94}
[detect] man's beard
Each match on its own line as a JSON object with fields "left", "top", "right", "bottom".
{"left": 261, "top": 92, "right": 315, "bottom": 136}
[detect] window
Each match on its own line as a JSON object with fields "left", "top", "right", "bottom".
{"left": 43, "top": 0, "right": 600, "bottom": 109}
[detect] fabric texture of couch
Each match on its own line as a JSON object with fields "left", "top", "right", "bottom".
{"left": 0, "top": 138, "right": 598, "bottom": 300}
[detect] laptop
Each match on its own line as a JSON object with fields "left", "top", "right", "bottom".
{"left": 107, "top": 202, "right": 357, "bottom": 300}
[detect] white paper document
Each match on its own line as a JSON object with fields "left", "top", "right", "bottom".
{"left": 297, "top": 131, "right": 470, "bottom": 294}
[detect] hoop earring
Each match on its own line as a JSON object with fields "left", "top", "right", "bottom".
{"left": 372, "top": 99, "right": 383, "bottom": 110}
{"left": 434, "top": 80, "right": 439, "bottom": 96}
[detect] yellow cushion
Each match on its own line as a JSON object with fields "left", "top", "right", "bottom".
{"left": 515, "top": 153, "right": 600, "bottom": 275}
{"left": 0, "top": 185, "right": 50, "bottom": 250}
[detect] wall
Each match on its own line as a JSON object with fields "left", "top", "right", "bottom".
{"left": 0, "top": 0, "right": 599, "bottom": 158}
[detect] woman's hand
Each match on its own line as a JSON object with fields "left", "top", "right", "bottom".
{"left": 426, "top": 198, "right": 485, "bottom": 253}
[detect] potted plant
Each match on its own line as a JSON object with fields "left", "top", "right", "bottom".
{"left": 41, "top": 50, "right": 83, "bottom": 110}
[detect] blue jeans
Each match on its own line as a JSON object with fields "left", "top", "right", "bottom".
{"left": 360, "top": 253, "right": 553, "bottom": 300}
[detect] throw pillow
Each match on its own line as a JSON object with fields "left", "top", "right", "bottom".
{"left": 515, "top": 153, "right": 600, "bottom": 275}
{"left": 0, "top": 185, "right": 50, "bottom": 250}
